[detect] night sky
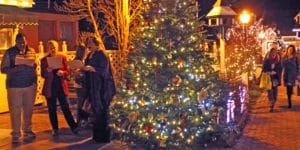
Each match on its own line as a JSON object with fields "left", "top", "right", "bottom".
{"left": 34, "top": 0, "right": 300, "bottom": 35}
{"left": 199, "top": 0, "right": 300, "bottom": 35}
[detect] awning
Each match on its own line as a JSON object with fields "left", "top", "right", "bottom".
{"left": 0, "top": 5, "right": 38, "bottom": 26}
{"left": 207, "top": 6, "right": 237, "bottom": 17}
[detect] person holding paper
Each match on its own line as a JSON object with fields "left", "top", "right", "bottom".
{"left": 41, "top": 40, "right": 78, "bottom": 136}
{"left": 72, "top": 44, "right": 90, "bottom": 128}
{"left": 1, "top": 33, "right": 37, "bottom": 143}
{"left": 82, "top": 37, "right": 116, "bottom": 143}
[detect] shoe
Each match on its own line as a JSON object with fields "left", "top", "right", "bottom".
{"left": 92, "top": 138, "right": 110, "bottom": 144}
{"left": 23, "top": 131, "right": 36, "bottom": 142}
{"left": 12, "top": 137, "right": 21, "bottom": 144}
{"left": 52, "top": 129, "right": 59, "bottom": 136}
{"left": 71, "top": 126, "right": 80, "bottom": 135}
{"left": 24, "top": 131, "right": 36, "bottom": 138}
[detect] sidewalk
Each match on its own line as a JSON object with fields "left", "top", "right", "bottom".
{"left": 1, "top": 85, "right": 300, "bottom": 150}
{"left": 232, "top": 85, "right": 300, "bottom": 150}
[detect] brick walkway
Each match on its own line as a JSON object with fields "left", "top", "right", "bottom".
{"left": 232, "top": 85, "right": 300, "bottom": 150}
{"left": 1, "top": 85, "right": 300, "bottom": 150}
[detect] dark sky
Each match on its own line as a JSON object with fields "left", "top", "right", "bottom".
{"left": 34, "top": 0, "right": 300, "bottom": 35}
{"left": 199, "top": 0, "right": 300, "bottom": 35}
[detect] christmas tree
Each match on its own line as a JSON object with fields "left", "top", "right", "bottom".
{"left": 109, "top": 0, "right": 230, "bottom": 149}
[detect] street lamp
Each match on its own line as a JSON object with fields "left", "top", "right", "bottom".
{"left": 239, "top": 10, "right": 251, "bottom": 25}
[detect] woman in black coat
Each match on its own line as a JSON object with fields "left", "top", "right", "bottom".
{"left": 82, "top": 37, "right": 116, "bottom": 143}
{"left": 282, "top": 45, "right": 298, "bottom": 108}
{"left": 262, "top": 48, "right": 282, "bottom": 112}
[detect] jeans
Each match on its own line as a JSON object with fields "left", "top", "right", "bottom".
{"left": 7, "top": 84, "right": 37, "bottom": 138}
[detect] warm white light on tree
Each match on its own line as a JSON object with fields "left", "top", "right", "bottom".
{"left": 258, "top": 31, "right": 265, "bottom": 40}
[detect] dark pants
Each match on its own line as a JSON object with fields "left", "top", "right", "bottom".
{"left": 46, "top": 95, "right": 77, "bottom": 131}
{"left": 268, "top": 86, "right": 278, "bottom": 102}
{"left": 75, "top": 88, "right": 89, "bottom": 122}
{"left": 286, "top": 85, "right": 293, "bottom": 107}
{"left": 268, "top": 86, "right": 278, "bottom": 109}
{"left": 92, "top": 108, "right": 110, "bottom": 143}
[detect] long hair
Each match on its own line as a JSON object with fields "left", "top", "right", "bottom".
{"left": 268, "top": 48, "right": 279, "bottom": 64}
{"left": 74, "top": 44, "right": 86, "bottom": 61}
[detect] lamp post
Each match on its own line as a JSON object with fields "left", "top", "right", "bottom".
{"left": 239, "top": 10, "right": 251, "bottom": 26}
{"left": 239, "top": 10, "right": 251, "bottom": 37}
{"left": 239, "top": 10, "right": 251, "bottom": 48}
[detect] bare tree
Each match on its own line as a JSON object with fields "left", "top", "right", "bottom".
{"left": 55, "top": 0, "right": 143, "bottom": 53}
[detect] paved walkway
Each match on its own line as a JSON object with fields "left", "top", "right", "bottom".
{"left": 232, "top": 85, "right": 300, "bottom": 150}
{"left": 1, "top": 85, "right": 300, "bottom": 150}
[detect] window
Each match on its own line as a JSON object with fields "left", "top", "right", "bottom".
{"left": 60, "top": 22, "right": 73, "bottom": 41}
{"left": 39, "top": 21, "right": 55, "bottom": 40}
{"left": 0, "top": 28, "right": 13, "bottom": 51}
{"left": 209, "top": 18, "right": 218, "bottom": 26}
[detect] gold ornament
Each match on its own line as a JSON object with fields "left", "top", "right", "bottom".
{"left": 170, "top": 94, "right": 179, "bottom": 105}
{"left": 148, "top": 113, "right": 154, "bottom": 121}
{"left": 138, "top": 97, "right": 145, "bottom": 107}
{"left": 172, "top": 75, "right": 182, "bottom": 86}
{"left": 128, "top": 111, "right": 139, "bottom": 123}
{"left": 158, "top": 113, "right": 166, "bottom": 121}
{"left": 151, "top": 56, "right": 157, "bottom": 65}
{"left": 167, "top": 53, "right": 172, "bottom": 59}
{"left": 197, "top": 88, "right": 208, "bottom": 103}
{"left": 176, "top": 58, "right": 185, "bottom": 68}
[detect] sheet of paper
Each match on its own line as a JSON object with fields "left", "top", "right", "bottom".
{"left": 47, "top": 56, "right": 62, "bottom": 69}
{"left": 15, "top": 55, "right": 35, "bottom": 66}
{"left": 66, "top": 60, "right": 84, "bottom": 70}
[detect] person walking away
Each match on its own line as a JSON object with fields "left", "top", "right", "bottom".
{"left": 82, "top": 37, "right": 116, "bottom": 143}
{"left": 0, "top": 33, "right": 37, "bottom": 143}
{"left": 41, "top": 40, "right": 79, "bottom": 136}
{"left": 282, "top": 45, "right": 298, "bottom": 108}
{"left": 262, "top": 48, "right": 282, "bottom": 112}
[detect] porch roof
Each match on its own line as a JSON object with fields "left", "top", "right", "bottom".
{"left": 0, "top": 5, "right": 38, "bottom": 26}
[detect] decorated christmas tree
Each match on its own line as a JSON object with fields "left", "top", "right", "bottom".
{"left": 109, "top": 0, "right": 230, "bottom": 149}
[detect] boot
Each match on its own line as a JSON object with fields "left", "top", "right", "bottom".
{"left": 269, "top": 106, "right": 274, "bottom": 112}
{"left": 288, "top": 95, "right": 292, "bottom": 108}
{"left": 270, "top": 102, "right": 275, "bottom": 112}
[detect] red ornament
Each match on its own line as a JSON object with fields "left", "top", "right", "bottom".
{"left": 181, "top": 19, "right": 186, "bottom": 24}
{"left": 126, "top": 81, "right": 134, "bottom": 89}
{"left": 115, "top": 120, "right": 121, "bottom": 127}
{"left": 181, "top": 112, "right": 186, "bottom": 129}
{"left": 145, "top": 18, "right": 153, "bottom": 25}
{"left": 145, "top": 125, "right": 153, "bottom": 133}
{"left": 197, "top": 26, "right": 204, "bottom": 32}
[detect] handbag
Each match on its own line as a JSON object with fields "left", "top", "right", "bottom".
{"left": 259, "top": 72, "right": 272, "bottom": 90}
{"left": 82, "top": 98, "right": 93, "bottom": 114}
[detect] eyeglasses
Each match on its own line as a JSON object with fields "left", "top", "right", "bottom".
{"left": 16, "top": 41, "right": 26, "bottom": 45}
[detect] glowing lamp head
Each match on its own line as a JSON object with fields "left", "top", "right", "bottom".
{"left": 239, "top": 11, "right": 251, "bottom": 24}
